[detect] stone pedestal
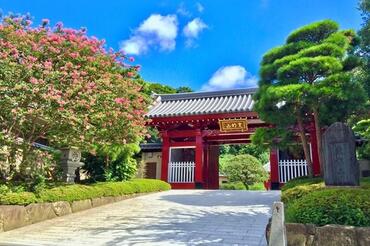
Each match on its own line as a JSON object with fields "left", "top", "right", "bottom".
{"left": 60, "top": 148, "right": 84, "bottom": 183}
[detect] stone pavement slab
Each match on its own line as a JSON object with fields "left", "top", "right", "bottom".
{"left": 0, "top": 190, "right": 280, "bottom": 246}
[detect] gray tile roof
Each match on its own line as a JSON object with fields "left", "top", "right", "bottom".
{"left": 147, "top": 88, "right": 257, "bottom": 118}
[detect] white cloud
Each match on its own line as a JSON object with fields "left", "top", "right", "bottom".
{"left": 120, "top": 14, "right": 178, "bottom": 55}
{"left": 177, "top": 2, "right": 191, "bottom": 17}
{"left": 196, "top": 2, "right": 204, "bottom": 13}
{"left": 183, "top": 18, "right": 207, "bottom": 47}
{"left": 202, "top": 65, "right": 258, "bottom": 91}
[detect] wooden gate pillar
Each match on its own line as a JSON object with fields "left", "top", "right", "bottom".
{"left": 270, "top": 148, "right": 280, "bottom": 190}
{"left": 160, "top": 131, "right": 169, "bottom": 181}
{"left": 195, "top": 129, "right": 204, "bottom": 187}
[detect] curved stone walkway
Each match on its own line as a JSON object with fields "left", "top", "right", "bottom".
{"left": 0, "top": 190, "right": 280, "bottom": 246}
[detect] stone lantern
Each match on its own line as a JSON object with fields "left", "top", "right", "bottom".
{"left": 60, "top": 148, "right": 84, "bottom": 183}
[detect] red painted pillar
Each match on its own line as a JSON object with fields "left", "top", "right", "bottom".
{"left": 310, "top": 122, "right": 321, "bottom": 176}
{"left": 203, "top": 143, "right": 209, "bottom": 189}
{"left": 270, "top": 148, "right": 279, "bottom": 190}
{"left": 209, "top": 145, "right": 220, "bottom": 189}
{"left": 195, "top": 129, "right": 203, "bottom": 187}
{"left": 160, "top": 131, "right": 170, "bottom": 181}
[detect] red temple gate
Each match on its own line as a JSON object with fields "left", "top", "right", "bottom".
{"left": 146, "top": 88, "right": 321, "bottom": 189}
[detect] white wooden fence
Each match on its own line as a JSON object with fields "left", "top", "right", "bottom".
{"left": 168, "top": 161, "right": 195, "bottom": 183}
{"left": 278, "top": 159, "right": 307, "bottom": 183}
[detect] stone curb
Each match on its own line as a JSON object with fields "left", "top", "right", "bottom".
{"left": 0, "top": 192, "right": 158, "bottom": 233}
{"left": 266, "top": 222, "right": 370, "bottom": 246}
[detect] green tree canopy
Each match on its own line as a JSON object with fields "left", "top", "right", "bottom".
{"left": 254, "top": 19, "right": 367, "bottom": 176}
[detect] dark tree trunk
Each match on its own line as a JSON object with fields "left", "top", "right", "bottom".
{"left": 312, "top": 107, "right": 323, "bottom": 176}
{"left": 297, "top": 112, "right": 313, "bottom": 177}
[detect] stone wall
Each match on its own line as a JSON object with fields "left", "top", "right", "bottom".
{"left": 0, "top": 193, "right": 144, "bottom": 233}
{"left": 286, "top": 223, "right": 370, "bottom": 246}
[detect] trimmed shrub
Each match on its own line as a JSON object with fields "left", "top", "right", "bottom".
{"left": 282, "top": 183, "right": 324, "bottom": 203}
{"left": 0, "top": 192, "right": 38, "bottom": 205}
{"left": 0, "top": 179, "right": 170, "bottom": 205}
{"left": 220, "top": 182, "right": 246, "bottom": 190}
{"left": 281, "top": 176, "right": 323, "bottom": 191}
{"left": 220, "top": 182, "right": 265, "bottom": 190}
{"left": 286, "top": 188, "right": 370, "bottom": 226}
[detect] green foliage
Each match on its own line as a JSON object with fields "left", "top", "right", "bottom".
{"left": 252, "top": 127, "right": 295, "bottom": 150}
{"left": 353, "top": 119, "right": 370, "bottom": 159}
{"left": 281, "top": 176, "right": 323, "bottom": 191}
{"left": 220, "top": 144, "right": 269, "bottom": 165}
{"left": 283, "top": 177, "right": 370, "bottom": 226}
{"left": 0, "top": 192, "right": 38, "bottom": 205}
{"left": 222, "top": 154, "right": 268, "bottom": 190}
{"left": 220, "top": 181, "right": 266, "bottom": 190}
{"left": 286, "top": 20, "right": 339, "bottom": 44}
{"left": 176, "top": 86, "right": 193, "bottom": 93}
{"left": 220, "top": 181, "right": 246, "bottom": 190}
{"left": 141, "top": 82, "right": 193, "bottom": 96}
{"left": 282, "top": 183, "right": 324, "bottom": 203}
{"left": 277, "top": 56, "right": 343, "bottom": 83}
{"left": 255, "top": 19, "right": 367, "bottom": 177}
{"left": 82, "top": 143, "right": 140, "bottom": 182}
{"left": 285, "top": 188, "right": 370, "bottom": 226}
{"left": 0, "top": 179, "right": 170, "bottom": 205}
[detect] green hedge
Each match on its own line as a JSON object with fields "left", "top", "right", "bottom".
{"left": 286, "top": 188, "right": 370, "bottom": 226}
{"left": 283, "top": 177, "right": 370, "bottom": 226}
{"left": 0, "top": 179, "right": 170, "bottom": 205}
{"left": 281, "top": 176, "right": 323, "bottom": 191}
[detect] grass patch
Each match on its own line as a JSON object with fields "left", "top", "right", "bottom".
{"left": 0, "top": 179, "right": 170, "bottom": 205}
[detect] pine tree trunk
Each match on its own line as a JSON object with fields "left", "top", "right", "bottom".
{"left": 312, "top": 107, "right": 323, "bottom": 175}
{"left": 296, "top": 112, "right": 313, "bottom": 177}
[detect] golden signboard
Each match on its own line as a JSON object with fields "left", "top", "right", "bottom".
{"left": 219, "top": 118, "right": 248, "bottom": 132}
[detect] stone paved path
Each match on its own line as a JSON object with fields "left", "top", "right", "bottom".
{"left": 0, "top": 190, "right": 280, "bottom": 246}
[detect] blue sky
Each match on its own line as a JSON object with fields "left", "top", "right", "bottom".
{"left": 0, "top": 0, "right": 363, "bottom": 91}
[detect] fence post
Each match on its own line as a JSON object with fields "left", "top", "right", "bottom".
{"left": 269, "top": 202, "right": 287, "bottom": 246}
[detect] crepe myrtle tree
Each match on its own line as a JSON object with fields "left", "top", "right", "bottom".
{"left": 0, "top": 15, "right": 150, "bottom": 180}
{"left": 254, "top": 20, "right": 367, "bottom": 176}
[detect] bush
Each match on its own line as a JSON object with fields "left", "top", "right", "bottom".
{"left": 286, "top": 188, "right": 370, "bottom": 226}
{"left": 0, "top": 179, "right": 170, "bottom": 205}
{"left": 82, "top": 144, "right": 140, "bottom": 182}
{"left": 222, "top": 154, "right": 268, "bottom": 189}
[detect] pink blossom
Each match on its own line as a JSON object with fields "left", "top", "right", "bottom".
{"left": 129, "top": 57, "right": 135, "bottom": 62}
{"left": 87, "top": 82, "right": 96, "bottom": 89}
{"left": 44, "top": 61, "right": 52, "bottom": 70}
{"left": 114, "top": 97, "right": 127, "bottom": 104}
{"left": 70, "top": 52, "right": 78, "bottom": 59}
{"left": 127, "top": 72, "right": 134, "bottom": 77}
{"left": 29, "top": 77, "right": 38, "bottom": 84}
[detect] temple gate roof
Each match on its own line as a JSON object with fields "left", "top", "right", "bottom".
{"left": 146, "top": 88, "right": 257, "bottom": 118}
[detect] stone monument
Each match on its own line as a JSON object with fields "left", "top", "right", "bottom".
{"left": 322, "top": 122, "right": 359, "bottom": 186}
{"left": 60, "top": 148, "right": 84, "bottom": 183}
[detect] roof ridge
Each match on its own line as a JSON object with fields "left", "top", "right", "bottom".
{"left": 158, "top": 87, "right": 257, "bottom": 101}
